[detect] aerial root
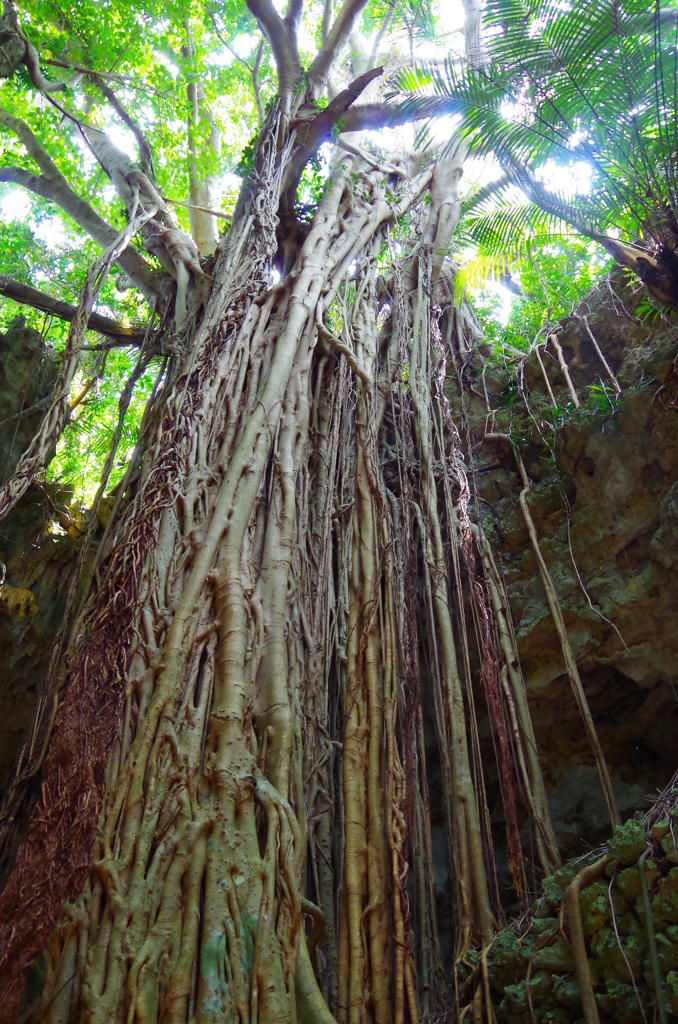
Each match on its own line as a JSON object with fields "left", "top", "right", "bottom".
{"left": 563, "top": 855, "right": 609, "bottom": 1024}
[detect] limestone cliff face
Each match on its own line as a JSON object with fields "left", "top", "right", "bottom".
{"left": 475, "top": 806, "right": 678, "bottom": 1023}
{"left": 443, "top": 272, "right": 678, "bottom": 1023}
{"left": 0, "top": 317, "right": 57, "bottom": 478}
{"left": 0, "top": 319, "right": 76, "bottom": 792}
{"left": 453, "top": 271, "right": 678, "bottom": 860}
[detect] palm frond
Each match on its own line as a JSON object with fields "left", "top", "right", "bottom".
{"left": 453, "top": 192, "right": 580, "bottom": 299}
{"left": 399, "top": 0, "right": 678, "bottom": 256}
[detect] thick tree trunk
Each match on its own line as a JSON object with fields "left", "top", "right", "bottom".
{"left": 0, "top": 109, "right": 562, "bottom": 1024}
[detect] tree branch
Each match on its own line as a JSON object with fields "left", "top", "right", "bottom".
{"left": 0, "top": 2, "right": 65, "bottom": 94}
{"left": 461, "top": 0, "right": 488, "bottom": 70}
{"left": 369, "top": 0, "right": 397, "bottom": 64}
{"left": 339, "top": 99, "right": 429, "bottom": 133}
{"left": 252, "top": 39, "right": 265, "bottom": 126}
{"left": 42, "top": 57, "right": 163, "bottom": 97}
{"left": 282, "top": 66, "right": 383, "bottom": 197}
{"left": 89, "top": 75, "right": 155, "bottom": 179}
{"left": 0, "top": 165, "right": 162, "bottom": 301}
{"left": 211, "top": 26, "right": 252, "bottom": 70}
{"left": 336, "top": 137, "right": 406, "bottom": 177}
{"left": 82, "top": 127, "right": 206, "bottom": 327}
{"left": 22, "top": 36, "right": 66, "bottom": 93}
{"left": 245, "top": 0, "right": 301, "bottom": 94}
{"left": 183, "top": 26, "right": 222, "bottom": 256}
{"left": 211, "top": 17, "right": 266, "bottom": 126}
{"left": 0, "top": 106, "right": 63, "bottom": 178}
{"left": 0, "top": 275, "right": 147, "bottom": 344}
{"left": 320, "top": 0, "right": 332, "bottom": 43}
{"left": 499, "top": 163, "right": 649, "bottom": 296}
{"left": 0, "top": 108, "right": 163, "bottom": 300}
{"left": 308, "top": 0, "right": 372, "bottom": 95}
{"left": 163, "top": 195, "right": 231, "bottom": 221}
{"left": 284, "top": 0, "right": 304, "bottom": 34}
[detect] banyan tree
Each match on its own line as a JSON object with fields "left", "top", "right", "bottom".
{"left": 0, "top": 0, "right": 674, "bottom": 1021}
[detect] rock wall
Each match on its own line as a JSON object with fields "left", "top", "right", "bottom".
{"left": 442, "top": 271, "right": 678, "bottom": 1022}
{"left": 455, "top": 271, "right": 678, "bottom": 861}
{"left": 0, "top": 319, "right": 76, "bottom": 791}
{"left": 472, "top": 794, "right": 678, "bottom": 1022}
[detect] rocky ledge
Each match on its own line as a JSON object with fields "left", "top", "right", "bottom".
{"left": 464, "top": 778, "right": 678, "bottom": 1023}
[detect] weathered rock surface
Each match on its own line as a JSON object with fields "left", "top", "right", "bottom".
{"left": 455, "top": 271, "right": 678, "bottom": 861}
{"left": 468, "top": 804, "right": 678, "bottom": 1023}
{"left": 0, "top": 317, "right": 57, "bottom": 478}
{"left": 0, "top": 319, "right": 76, "bottom": 791}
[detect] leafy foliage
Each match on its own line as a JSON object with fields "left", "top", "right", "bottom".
{"left": 401, "top": 0, "right": 678, "bottom": 277}
{"left": 0, "top": 0, "right": 283, "bottom": 503}
{"left": 46, "top": 348, "right": 160, "bottom": 503}
{"left": 296, "top": 148, "right": 329, "bottom": 221}
{"left": 2, "top": 0, "right": 647, "bottom": 507}
{"left": 1, "top": 0, "right": 273, "bottom": 263}
{"left": 472, "top": 236, "right": 612, "bottom": 352}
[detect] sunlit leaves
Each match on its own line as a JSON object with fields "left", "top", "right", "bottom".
{"left": 0, "top": 0, "right": 279, "bottom": 502}
{"left": 46, "top": 348, "right": 161, "bottom": 503}
{"left": 400, "top": 0, "right": 678, "bottom": 248}
{"left": 471, "top": 237, "right": 612, "bottom": 354}
{"left": 2, "top": 0, "right": 273, "bottom": 233}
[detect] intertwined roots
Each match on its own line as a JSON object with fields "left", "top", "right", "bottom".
{"left": 0, "top": 129, "right": 619, "bottom": 1024}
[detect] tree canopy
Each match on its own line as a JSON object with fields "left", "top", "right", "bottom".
{"left": 0, "top": 0, "right": 637, "bottom": 502}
